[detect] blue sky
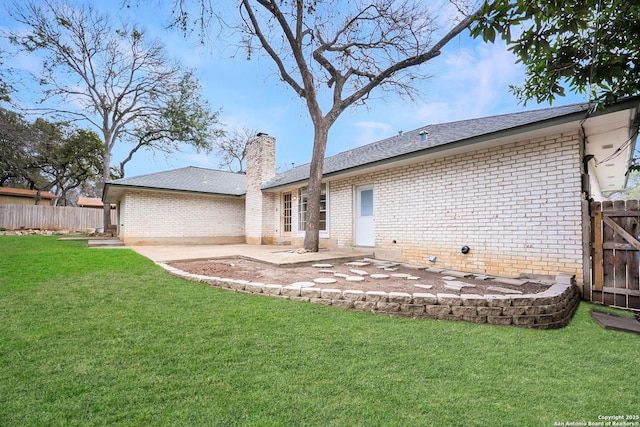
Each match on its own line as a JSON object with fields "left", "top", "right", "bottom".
{"left": 1, "top": 0, "right": 588, "bottom": 178}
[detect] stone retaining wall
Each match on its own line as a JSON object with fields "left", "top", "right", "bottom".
{"left": 160, "top": 264, "right": 580, "bottom": 329}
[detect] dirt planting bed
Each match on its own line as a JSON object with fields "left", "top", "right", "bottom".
{"left": 167, "top": 257, "right": 550, "bottom": 296}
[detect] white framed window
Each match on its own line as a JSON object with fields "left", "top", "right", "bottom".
{"left": 298, "top": 183, "right": 328, "bottom": 236}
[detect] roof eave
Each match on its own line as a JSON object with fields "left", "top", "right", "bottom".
{"left": 103, "top": 182, "right": 246, "bottom": 202}
{"left": 262, "top": 106, "right": 595, "bottom": 192}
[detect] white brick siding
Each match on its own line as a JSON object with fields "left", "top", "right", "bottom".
{"left": 245, "top": 135, "right": 277, "bottom": 244}
{"left": 118, "top": 189, "right": 245, "bottom": 245}
{"left": 320, "top": 131, "right": 584, "bottom": 281}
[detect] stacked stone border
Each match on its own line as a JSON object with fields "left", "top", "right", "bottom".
{"left": 159, "top": 263, "right": 580, "bottom": 329}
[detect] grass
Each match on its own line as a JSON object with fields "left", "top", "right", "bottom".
{"left": 1, "top": 236, "right": 638, "bottom": 426}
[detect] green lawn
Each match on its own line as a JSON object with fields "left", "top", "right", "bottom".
{"left": 1, "top": 236, "right": 638, "bottom": 426}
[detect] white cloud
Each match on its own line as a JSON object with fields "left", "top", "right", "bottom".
{"left": 348, "top": 120, "right": 394, "bottom": 147}
{"left": 181, "top": 152, "right": 219, "bottom": 168}
{"left": 413, "top": 102, "right": 458, "bottom": 124}
{"left": 446, "top": 43, "right": 523, "bottom": 101}
{"left": 409, "top": 42, "right": 525, "bottom": 124}
{"left": 324, "top": 41, "right": 526, "bottom": 140}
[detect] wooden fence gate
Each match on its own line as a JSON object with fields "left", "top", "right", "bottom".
{"left": 590, "top": 200, "right": 640, "bottom": 310}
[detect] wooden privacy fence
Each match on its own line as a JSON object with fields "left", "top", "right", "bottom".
{"left": 0, "top": 204, "right": 116, "bottom": 232}
{"left": 590, "top": 200, "right": 640, "bottom": 310}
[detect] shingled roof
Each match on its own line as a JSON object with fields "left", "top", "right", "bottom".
{"left": 263, "top": 102, "right": 591, "bottom": 190}
{"left": 104, "top": 167, "right": 246, "bottom": 200}
{"left": 0, "top": 187, "right": 57, "bottom": 199}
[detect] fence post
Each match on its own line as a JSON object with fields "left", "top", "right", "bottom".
{"left": 593, "top": 210, "right": 603, "bottom": 292}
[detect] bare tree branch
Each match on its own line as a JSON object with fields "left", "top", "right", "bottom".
{"left": 215, "top": 126, "right": 257, "bottom": 173}
{"left": 160, "top": 0, "right": 485, "bottom": 251}
{"left": 7, "top": 0, "right": 224, "bottom": 227}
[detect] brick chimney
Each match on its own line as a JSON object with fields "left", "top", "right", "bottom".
{"left": 245, "top": 133, "right": 276, "bottom": 244}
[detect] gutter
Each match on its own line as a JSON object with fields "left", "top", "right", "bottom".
{"left": 623, "top": 109, "right": 640, "bottom": 189}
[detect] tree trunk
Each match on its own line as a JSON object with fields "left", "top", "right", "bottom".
{"left": 303, "top": 124, "right": 329, "bottom": 252}
{"left": 102, "top": 149, "right": 112, "bottom": 230}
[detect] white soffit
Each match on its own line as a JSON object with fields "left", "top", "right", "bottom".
{"left": 583, "top": 108, "right": 638, "bottom": 192}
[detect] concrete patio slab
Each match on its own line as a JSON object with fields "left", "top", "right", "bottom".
{"left": 127, "top": 243, "right": 373, "bottom": 266}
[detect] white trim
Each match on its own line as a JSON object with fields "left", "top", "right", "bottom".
{"left": 354, "top": 184, "right": 375, "bottom": 247}
{"left": 281, "top": 192, "right": 293, "bottom": 235}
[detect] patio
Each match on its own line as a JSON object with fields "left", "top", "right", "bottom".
{"left": 115, "top": 242, "right": 373, "bottom": 265}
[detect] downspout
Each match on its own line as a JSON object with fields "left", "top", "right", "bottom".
{"left": 581, "top": 114, "right": 608, "bottom": 202}
{"left": 625, "top": 109, "right": 640, "bottom": 188}
{"left": 585, "top": 157, "right": 608, "bottom": 202}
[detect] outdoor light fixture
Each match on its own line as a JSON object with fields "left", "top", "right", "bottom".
{"left": 461, "top": 246, "right": 470, "bottom": 254}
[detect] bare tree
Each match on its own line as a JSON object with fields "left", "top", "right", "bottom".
{"left": 164, "top": 0, "right": 485, "bottom": 251}
{"left": 0, "top": 48, "right": 11, "bottom": 103}
{"left": 6, "top": 0, "right": 223, "bottom": 228}
{"left": 215, "top": 127, "right": 258, "bottom": 173}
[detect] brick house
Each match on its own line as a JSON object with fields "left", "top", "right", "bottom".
{"left": 103, "top": 98, "right": 639, "bottom": 283}
{"left": 0, "top": 187, "right": 57, "bottom": 205}
{"left": 103, "top": 167, "right": 246, "bottom": 245}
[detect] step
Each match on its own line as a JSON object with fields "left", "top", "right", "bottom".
{"left": 88, "top": 239, "right": 125, "bottom": 248}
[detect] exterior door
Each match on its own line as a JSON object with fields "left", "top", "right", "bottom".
{"left": 282, "top": 193, "right": 292, "bottom": 235}
{"left": 355, "top": 185, "right": 375, "bottom": 247}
